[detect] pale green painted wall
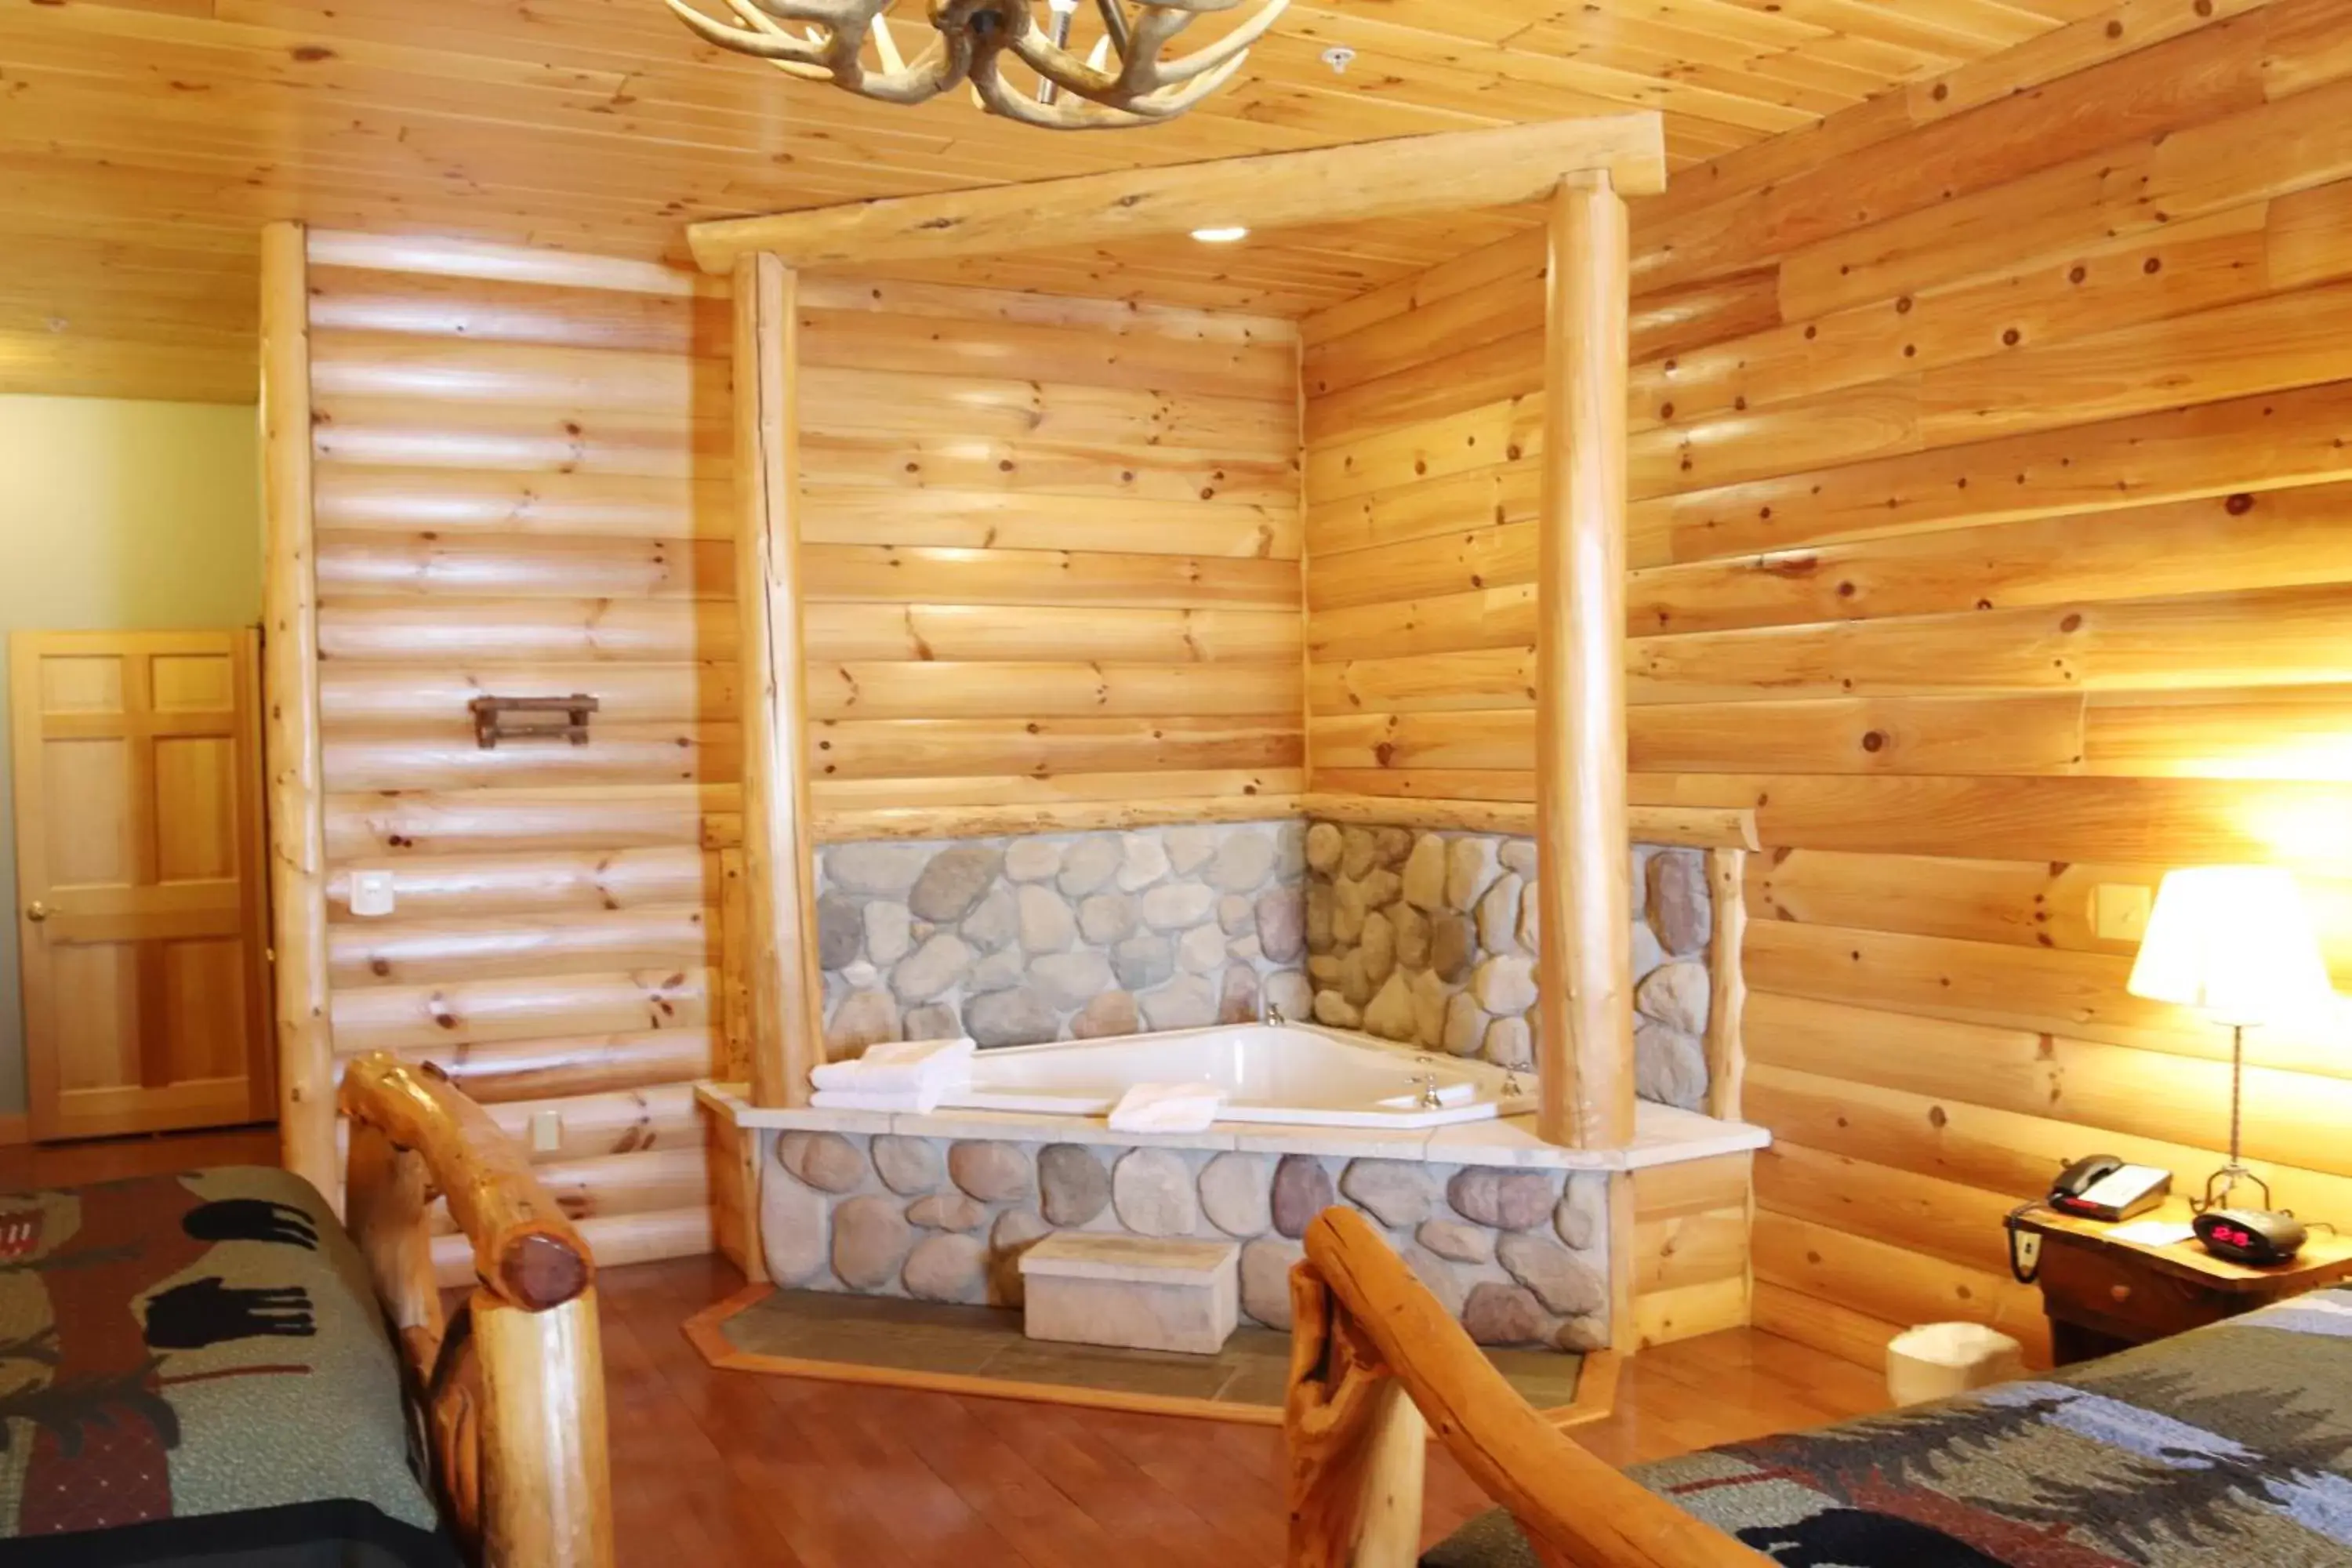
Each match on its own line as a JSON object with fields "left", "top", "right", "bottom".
{"left": 0, "top": 396, "right": 263, "bottom": 1118}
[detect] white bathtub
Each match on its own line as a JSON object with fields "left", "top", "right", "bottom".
{"left": 946, "top": 1023, "right": 1536, "bottom": 1128}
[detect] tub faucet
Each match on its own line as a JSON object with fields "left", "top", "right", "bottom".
{"left": 1416, "top": 1073, "right": 1443, "bottom": 1109}
{"left": 1263, "top": 999, "right": 1285, "bottom": 1026}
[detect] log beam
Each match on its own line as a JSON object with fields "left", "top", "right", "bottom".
{"left": 1301, "top": 794, "right": 1756, "bottom": 850}
{"left": 688, "top": 118, "right": 1666, "bottom": 274}
{"left": 734, "top": 252, "right": 825, "bottom": 1108}
{"left": 1536, "top": 174, "right": 1636, "bottom": 1150}
{"left": 261, "top": 220, "right": 336, "bottom": 1199}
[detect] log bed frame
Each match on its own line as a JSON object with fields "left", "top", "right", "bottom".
{"left": 1284, "top": 1208, "right": 1763, "bottom": 1568}
{"left": 340, "top": 1053, "right": 613, "bottom": 1568}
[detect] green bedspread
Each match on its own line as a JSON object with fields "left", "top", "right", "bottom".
{"left": 0, "top": 1165, "right": 456, "bottom": 1566}
{"left": 1429, "top": 1287, "right": 2352, "bottom": 1566}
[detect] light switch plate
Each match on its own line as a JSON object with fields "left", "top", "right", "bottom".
{"left": 349, "top": 869, "right": 397, "bottom": 918}
{"left": 529, "top": 1110, "right": 564, "bottom": 1154}
{"left": 2093, "top": 882, "right": 2153, "bottom": 942}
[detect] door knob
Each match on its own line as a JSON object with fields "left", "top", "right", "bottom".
{"left": 23, "top": 902, "right": 47, "bottom": 924}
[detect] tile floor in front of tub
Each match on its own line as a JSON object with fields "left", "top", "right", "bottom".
{"left": 717, "top": 1288, "right": 1587, "bottom": 1410}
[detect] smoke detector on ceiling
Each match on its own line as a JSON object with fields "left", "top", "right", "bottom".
{"left": 1319, "top": 45, "right": 1356, "bottom": 74}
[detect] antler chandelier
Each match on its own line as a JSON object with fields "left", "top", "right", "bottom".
{"left": 666, "top": 0, "right": 1287, "bottom": 129}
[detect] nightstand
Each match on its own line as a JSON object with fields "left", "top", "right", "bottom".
{"left": 2013, "top": 1199, "right": 2352, "bottom": 1365}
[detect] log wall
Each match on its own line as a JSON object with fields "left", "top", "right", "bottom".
{"left": 1306, "top": 0, "right": 2352, "bottom": 1369}
{"left": 1302, "top": 234, "right": 1548, "bottom": 808}
{"left": 796, "top": 281, "right": 1306, "bottom": 835}
{"left": 305, "top": 235, "right": 732, "bottom": 1270}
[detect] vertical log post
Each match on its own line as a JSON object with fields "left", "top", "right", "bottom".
{"left": 1286, "top": 1265, "right": 1428, "bottom": 1568}
{"left": 732, "top": 252, "right": 823, "bottom": 1108}
{"left": 475, "top": 1291, "right": 615, "bottom": 1568}
{"left": 344, "top": 1120, "right": 445, "bottom": 1370}
{"left": 1606, "top": 1170, "right": 1639, "bottom": 1354}
{"left": 1535, "top": 172, "right": 1635, "bottom": 1149}
{"left": 260, "top": 220, "right": 336, "bottom": 1196}
{"left": 717, "top": 846, "right": 751, "bottom": 1084}
{"left": 1703, "top": 848, "right": 1748, "bottom": 1121}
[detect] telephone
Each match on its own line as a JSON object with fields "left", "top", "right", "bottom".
{"left": 2005, "top": 1155, "right": 2172, "bottom": 1283}
{"left": 2046, "top": 1155, "right": 2171, "bottom": 1222}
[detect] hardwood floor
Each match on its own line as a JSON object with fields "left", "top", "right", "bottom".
{"left": 0, "top": 1125, "right": 280, "bottom": 1188}
{"left": 7, "top": 1129, "right": 1888, "bottom": 1564}
{"left": 603, "top": 1253, "right": 1889, "bottom": 1566}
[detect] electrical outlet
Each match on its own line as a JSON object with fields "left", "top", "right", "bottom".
{"left": 349, "top": 869, "right": 397, "bottom": 918}
{"left": 529, "top": 1110, "right": 564, "bottom": 1154}
{"left": 2093, "top": 883, "right": 2153, "bottom": 942}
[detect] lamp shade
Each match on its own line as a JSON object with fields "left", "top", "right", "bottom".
{"left": 2126, "top": 866, "right": 2336, "bottom": 1026}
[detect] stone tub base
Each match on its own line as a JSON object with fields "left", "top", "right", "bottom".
{"left": 700, "top": 1086, "right": 1768, "bottom": 1356}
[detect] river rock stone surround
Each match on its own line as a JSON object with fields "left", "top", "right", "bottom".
{"left": 816, "top": 815, "right": 1716, "bottom": 1110}
{"left": 816, "top": 822, "right": 1310, "bottom": 1053}
{"left": 1304, "top": 822, "right": 1715, "bottom": 1110}
{"left": 757, "top": 1127, "right": 1613, "bottom": 1353}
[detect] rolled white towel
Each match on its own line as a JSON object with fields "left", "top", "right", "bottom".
{"left": 811, "top": 1083, "right": 949, "bottom": 1114}
{"left": 863, "top": 1036, "right": 975, "bottom": 1068}
{"left": 1106, "top": 1080, "right": 1225, "bottom": 1134}
{"left": 809, "top": 1036, "right": 975, "bottom": 1094}
{"left": 815, "top": 1059, "right": 972, "bottom": 1095}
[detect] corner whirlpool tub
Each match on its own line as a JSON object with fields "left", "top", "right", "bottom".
{"left": 941, "top": 1022, "right": 1535, "bottom": 1129}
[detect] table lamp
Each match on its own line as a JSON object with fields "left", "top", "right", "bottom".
{"left": 2126, "top": 866, "right": 2338, "bottom": 1212}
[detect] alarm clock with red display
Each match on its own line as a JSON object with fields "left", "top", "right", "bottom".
{"left": 2194, "top": 1208, "right": 2307, "bottom": 1265}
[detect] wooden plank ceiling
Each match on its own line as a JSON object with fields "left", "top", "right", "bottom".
{"left": 1, "top": 0, "right": 2103, "bottom": 402}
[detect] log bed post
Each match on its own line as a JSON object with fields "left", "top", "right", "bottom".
{"left": 732, "top": 251, "right": 824, "bottom": 1108}
{"left": 1286, "top": 1210, "right": 1767, "bottom": 1568}
{"left": 1287, "top": 1264, "right": 1428, "bottom": 1568}
{"left": 343, "top": 1054, "right": 613, "bottom": 1568}
{"left": 260, "top": 220, "right": 337, "bottom": 1199}
{"left": 1535, "top": 172, "right": 1635, "bottom": 1150}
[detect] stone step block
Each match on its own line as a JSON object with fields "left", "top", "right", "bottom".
{"left": 1018, "top": 1232, "right": 1240, "bottom": 1356}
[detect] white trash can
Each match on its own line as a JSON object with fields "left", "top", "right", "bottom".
{"left": 1886, "top": 1321, "right": 2024, "bottom": 1406}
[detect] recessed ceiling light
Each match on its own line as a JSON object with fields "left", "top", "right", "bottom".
{"left": 1191, "top": 225, "right": 1250, "bottom": 244}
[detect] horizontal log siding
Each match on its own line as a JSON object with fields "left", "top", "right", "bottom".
{"left": 797, "top": 289, "right": 1305, "bottom": 824}
{"left": 307, "top": 249, "right": 731, "bottom": 1262}
{"left": 1302, "top": 0, "right": 2352, "bottom": 1370}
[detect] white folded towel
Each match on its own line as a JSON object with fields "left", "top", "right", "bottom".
{"left": 1107, "top": 1080, "right": 1225, "bottom": 1134}
{"left": 809, "top": 1036, "right": 975, "bottom": 1095}
{"left": 811, "top": 1083, "right": 948, "bottom": 1114}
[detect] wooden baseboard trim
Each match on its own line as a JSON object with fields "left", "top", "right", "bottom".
{"left": 0, "top": 1114, "right": 31, "bottom": 1149}
{"left": 684, "top": 1285, "right": 1617, "bottom": 1432}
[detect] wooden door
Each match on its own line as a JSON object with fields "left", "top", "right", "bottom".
{"left": 10, "top": 630, "right": 273, "bottom": 1141}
